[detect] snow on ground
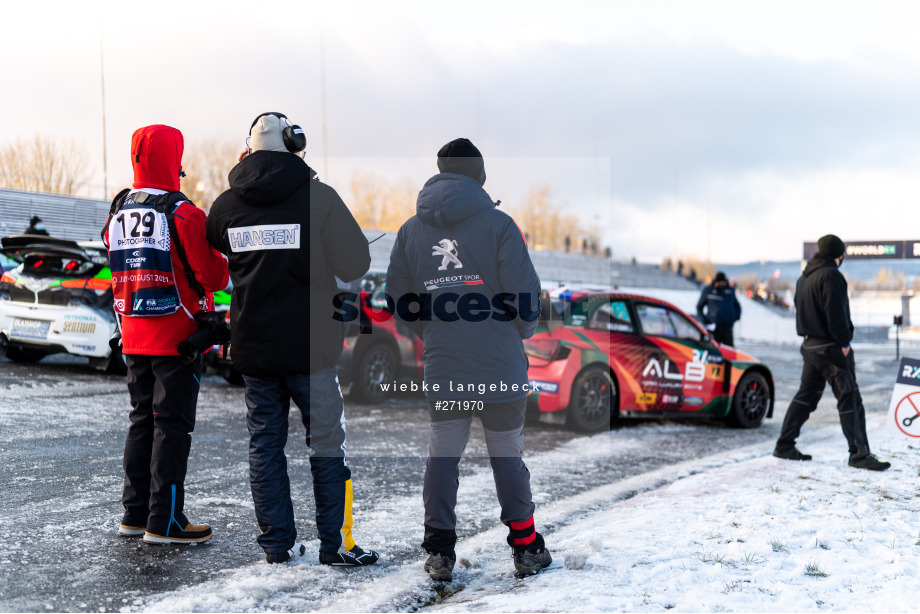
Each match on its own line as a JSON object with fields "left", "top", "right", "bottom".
{"left": 623, "top": 285, "right": 920, "bottom": 347}
{"left": 427, "top": 425, "right": 920, "bottom": 613}
{"left": 849, "top": 292, "right": 912, "bottom": 328}
{"left": 139, "top": 413, "right": 920, "bottom": 613}
{"left": 617, "top": 286, "right": 800, "bottom": 346}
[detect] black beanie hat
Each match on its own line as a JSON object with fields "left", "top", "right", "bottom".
{"left": 714, "top": 271, "right": 728, "bottom": 283}
{"left": 30, "top": 215, "right": 42, "bottom": 226}
{"left": 437, "top": 138, "right": 486, "bottom": 186}
{"left": 817, "top": 234, "right": 846, "bottom": 259}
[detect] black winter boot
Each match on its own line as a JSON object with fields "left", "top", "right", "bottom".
{"left": 512, "top": 532, "right": 552, "bottom": 578}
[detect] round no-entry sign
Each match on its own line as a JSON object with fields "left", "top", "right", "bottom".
{"left": 894, "top": 391, "right": 920, "bottom": 438}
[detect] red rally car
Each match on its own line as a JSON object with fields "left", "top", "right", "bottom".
{"left": 525, "top": 290, "right": 774, "bottom": 432}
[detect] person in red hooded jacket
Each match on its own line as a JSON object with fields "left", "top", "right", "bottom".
{"left": 108, "top": 125, "right": 229, "bottom": 544}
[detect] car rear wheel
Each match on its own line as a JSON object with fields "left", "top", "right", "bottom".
{"left": 729, "top": 371, "right": 770, "bottom": 428}
{"left": 5, "top": 346, "right": 47, "bottom": 363}
{"left": 566, "top": 366, "right": 615, "bottom": 432}
{"left": 351, "top": 343, "right": 397, "bottom": 403}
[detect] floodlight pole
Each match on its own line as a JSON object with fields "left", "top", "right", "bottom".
{"left": 476, "top": 80, "right": 482, "bottom": 145}
{"left": 320, "top": 32, "right": 328, "bottom": 181}
{"left": 100, "top": 28, "right": 108, "bottom": 199}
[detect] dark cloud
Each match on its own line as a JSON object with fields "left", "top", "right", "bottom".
{"left": 295, "top": 36, "right": 920, "bottom": 208}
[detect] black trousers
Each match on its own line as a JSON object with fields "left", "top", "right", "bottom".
{"left": 422, "top": 399, "right": 535, "bottom": 557}
{"left": 776, "top": 341, "right": 871, "bottom": 462}
{"left": 122, "top": 354, "right": 202, "bottom": 535}
{"left": 242, "top": 368, "right": 353, "bottom": 554}
{"left": 713, "top": 323, "right": 734, "bottom": 347}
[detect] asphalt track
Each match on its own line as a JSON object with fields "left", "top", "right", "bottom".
{"left": 0, "top": 343, "right": 900, "bottom": 612}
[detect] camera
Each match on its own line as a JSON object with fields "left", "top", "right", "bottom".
{"left": 177, "top": 310, "right": 232, "bottom": 363}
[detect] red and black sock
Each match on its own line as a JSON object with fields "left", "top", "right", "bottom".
{"left": 507, "top": 516, "right": 544, "bottom": 552}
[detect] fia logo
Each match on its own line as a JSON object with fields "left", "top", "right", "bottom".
{"left": 432, "top": 239, "right": 462, "bottom": 271}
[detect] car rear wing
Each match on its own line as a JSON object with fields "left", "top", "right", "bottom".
{"left": 0, "top": 235, "right": 109, "bottom": 267}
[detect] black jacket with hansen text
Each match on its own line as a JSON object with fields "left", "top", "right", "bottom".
{"left": 206, "top": 151, "right": 370, "bottom": 376}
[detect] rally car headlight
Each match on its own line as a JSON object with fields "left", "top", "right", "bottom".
{"left": 0, "top": 272, "right": 17, "bottom": 299}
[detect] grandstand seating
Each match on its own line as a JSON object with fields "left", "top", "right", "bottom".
{"left": 0, "top": 188, "right": 110, "bottom": 243}
{"left": 0, "top": 188, "right": 699, "bottom": 291}
{"left": 364, "top": 229, "right": 699, "bottom": 291}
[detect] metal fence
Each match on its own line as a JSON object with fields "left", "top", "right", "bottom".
{"left": 2, "top": 188, "right": 696, "bottom": 292}
{"left": 363, "top": 228, "right": 697, "bottom": 291}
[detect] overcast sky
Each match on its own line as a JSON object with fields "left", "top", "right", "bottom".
{"left": 3, "top": 0, "right": 920, "bottom": 263}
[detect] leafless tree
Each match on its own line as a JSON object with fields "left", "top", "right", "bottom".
{"left": 0, "top": 134, "right": 91, "bottom": 195}
{"left": 179, "top": 138, "right": 243, "bottom": 211}
{"left": 510, "top": 185, "right": 597, "bottom": 252}
{"left": 348, "top": 171, "right": 416, "bottom": 231}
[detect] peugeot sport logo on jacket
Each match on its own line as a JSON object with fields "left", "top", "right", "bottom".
{"left": 433, "top": 239, "right": 462, "bottom": 270}
{"left": 386, "top": 172, "right": 542, "bottom": 402}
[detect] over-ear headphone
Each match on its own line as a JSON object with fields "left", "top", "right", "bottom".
{"left": 249, "top": 111, "right": 307, "bottom": 153}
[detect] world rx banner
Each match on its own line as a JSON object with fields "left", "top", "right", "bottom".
{"left": 885, "top": 357, "right": 920, "bottom": 439}
{"left": 803, "top": 240, "right": 920, "bottom": 260}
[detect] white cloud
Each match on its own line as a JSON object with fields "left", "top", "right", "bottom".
{"left": 5, "top": 1, "right": 920, "bottom": 264}
{"left": 610, "top": 161, "right": 920, "bottom": 263}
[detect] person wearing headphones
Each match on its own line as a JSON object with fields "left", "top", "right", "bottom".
{"left": 206, "top": 113, "right": 378, "bottom": 566}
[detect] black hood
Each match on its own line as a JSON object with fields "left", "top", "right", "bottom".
{"left": 802, "top": 253, "right": 838, "bottom": 277}
{"left": 228, "top": 150, "right": 315, "bottom": 207}
{"left": 416, "top": 173, "right": 495, "bottom": 228}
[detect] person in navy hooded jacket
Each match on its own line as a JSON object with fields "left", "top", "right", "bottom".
{"left": 696, "top": 271, "right": 741, "bottom": 346}
{"left": 387, "top": 138, "right": 551, "bottom": 582}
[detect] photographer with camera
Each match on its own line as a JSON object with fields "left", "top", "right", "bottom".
{"left": 206, "top": 112, "right": 378, "bottom": 566}
{"left": 105, "top": 125, "right": 229, "bottom": 544}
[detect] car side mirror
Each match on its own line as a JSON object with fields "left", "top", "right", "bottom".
{"left": 540, "top": 295, "right": 564, "bottom": 333}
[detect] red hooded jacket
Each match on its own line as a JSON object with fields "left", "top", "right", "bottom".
{"left": 114, "top": 125, "right": 229, "bottom": 356}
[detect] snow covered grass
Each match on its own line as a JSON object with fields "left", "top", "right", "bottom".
{"left": 139, "top": 415, "right": 920, "bottom": 613}
{"left": 616, "top": 286, "right": 800, "bottom": 345}
{"left": 429, "top": 432, "right": 920, "bottom": 612}
{"left": 420, "top": 427, "right": 920, "bottom": 612}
